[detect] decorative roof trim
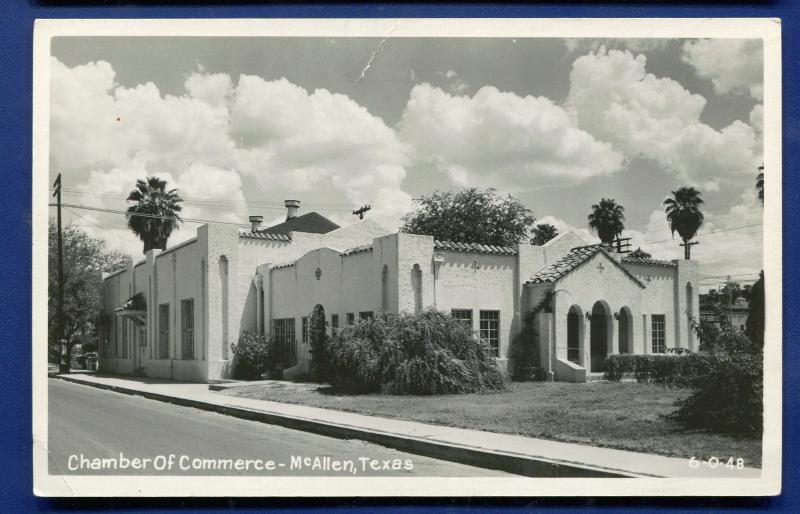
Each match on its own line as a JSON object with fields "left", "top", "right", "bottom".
{"left": 434, "top": 239, "right": 517, "bottom": 256}
{"left": 240, "top": 231, "right": 292, "bottom": 242}
{"left": 341, "top": 244, "right": 373, "bottom": 256}
{"left": 270, "top": 261, "right": 296, "bottom": 270}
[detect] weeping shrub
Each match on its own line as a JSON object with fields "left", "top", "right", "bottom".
{"left": 325, "top": 310, "right": 506, "bottom": 395}
{"left": 508, "top": 310, "right": 543, "bottom": 381}
{"left": 231, "top": 331, "right": 295, "bottom": 380}
{"left": 308, "top": 304, "right": 329, "bottom": 382}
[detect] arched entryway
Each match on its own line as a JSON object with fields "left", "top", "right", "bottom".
{"left": 590, "top": 301, "right": 612, "bottom": 372}
{"left": 567, "top": 305, "right": 583, "bottom": 365}
{"left": 618, "top": 306, "right": 633, "bottom": 354}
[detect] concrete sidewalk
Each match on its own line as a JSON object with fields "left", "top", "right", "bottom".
{"left": 52, "top": 373, "right": 761, "bottom": 479}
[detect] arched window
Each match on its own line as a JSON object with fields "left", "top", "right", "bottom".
{"left": 219, "top": 255, "right": 229, "bottom": 360}
{"left": 412, "top": 264, "right": 422, "bottom": 314}
{"left": 567, "top": 305, "right": 582, "bottom": 365}
{"left": 381, "top": 265, "right": 389, "bottom": 311}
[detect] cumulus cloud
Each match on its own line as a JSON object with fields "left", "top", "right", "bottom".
{"left": 682, "top": 39, "right": 763, "bottom": 100}
{"left": 397, "top": 83, "right": 624, "bottom": 190}
{"left": 50, "top": 57, "right": 414, "bottom": 255}
{"left": 564, "top": 38, "right": 670, "bottom": 54}
{"left": 567, "top": 48, "right": 761, "bottom": 190}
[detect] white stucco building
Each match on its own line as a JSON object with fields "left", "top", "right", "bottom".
{"left": 99, "top": 201, "right": 699, "bottom": 383}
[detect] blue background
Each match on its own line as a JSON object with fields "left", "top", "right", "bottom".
{"left": 1, "top": 1, "right": 795, "bottom": 511}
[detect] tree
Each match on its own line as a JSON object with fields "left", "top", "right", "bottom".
{"left": 401, "top": 188, "right": 536, "bottom": 247}
{"left": 756, "top": 165, "right": 764, "bottom": 206}
{"left": 720, "top": 281, "right": 742, "bottom": 306}
{"left": 628, "top": 247, "right": 652, "bottom": 259}
{"left": 126, "top": 176, "right": 183, "bottom": 253}
{"left": 664, "top": 186, "right": 704, "bottom": 259}
{"left": 308, "top": 304, "right": 329, "bottom": 382}
{"left": 49, "top": 222, "right": 126, "bottom": 372}
{"left": 530, "top": 223, "right": 559, "bottom": 246}
{"left": 745, "top": 272, "right": 764, "bottom": 347}
{"left": 587, "top": 198, "right": 625, "bottom": 244}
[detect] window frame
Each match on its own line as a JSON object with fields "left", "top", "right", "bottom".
{"left": 181, "top": 298, "right": 195, "bottom": 360}
{"left": 451, "top": 309, "right": 474, "bottom": 333}
{"left": 651, "top": 314, "right": 666, "bottom": 354}
{"left": 331, "top": 314, "right": 339, "bottom": 336}
{"left": 479, "top": 310, "right": 501, "bottom": 357}
{"left": 158, "top": 303, "right": 170, "bottom": 359}
{"left": 346, "top": 312, "right": 355, "bottom": 326}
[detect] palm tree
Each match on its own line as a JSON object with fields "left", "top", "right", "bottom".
{"left": 663, "top": 186, "right": 704, "bottom": 260}
{"left": 756, "top": 165, "right": 764, "bottom": 206}
{"left": 126, "top": 176, "right": 183, "bottom": 253}
{"left": 587, "top": 198, "right": 625, "bottom": 245}
{"left": 531, "top": 223, "right": 559, "bottom": 245}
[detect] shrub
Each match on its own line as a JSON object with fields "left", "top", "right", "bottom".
{"left": 603, "top": 353, "right": 709, "bottom": 385}
{"left": 231, "top": 331, "right": 295, "bottom": 380}
{"left": 509, "top": 311, "right": 544, "bottom": 381}
{"left": 231, "top": 332, "right": 271, "bottom": 380}
{"left": 308, "top": 304, "right": 329, "bottom": 382}
{"left": 325, "top": 310, "right": 507, "bottom": 395}
{"left": 668, "top": 328, "right": 763, "bottom": 436}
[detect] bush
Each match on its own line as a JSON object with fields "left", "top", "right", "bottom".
{"left": 509, "top": 311, "right": 544, "bottom": 381}
{"left": 231, "top": 331, "right": 295, "bottom": 380}
{"left": 603, "top": 353, "right": 710, "bottom": 385}
{"left": 325, "top": 310, "right": 507, "bottom": 395}
{"left": 668, "top": 328, "right": 763, "bottom": 435}
{"left": 308, "top": 304, "right": 330, "bottom": 382}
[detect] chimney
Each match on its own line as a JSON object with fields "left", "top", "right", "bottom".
{"left": 285, "top": 200, "right": 300, "bottom": 220}
{"left": 249, "top": 215, "right": 263, "bottom": 232}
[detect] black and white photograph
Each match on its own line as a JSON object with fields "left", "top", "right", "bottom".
{"left": 32, "top": 18, "right": 782, "bottom": 497}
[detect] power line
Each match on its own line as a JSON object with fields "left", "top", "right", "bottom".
{"left": 51, "top": 203, "right": 250, "bottom": 227}
{"left": 644, "top": 223, "right": 762, "bottom": 245}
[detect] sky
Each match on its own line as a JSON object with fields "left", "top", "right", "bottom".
{"left": 49, "top": 36, "right": 765, "bottom": 291}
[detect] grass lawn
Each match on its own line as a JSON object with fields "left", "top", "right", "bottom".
{"left": 223, "top": 381, "right": 761, "bottom": 467}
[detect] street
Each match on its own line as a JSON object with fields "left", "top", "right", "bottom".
{"left": 48, "top": 379, "right": 508, "bottom": 476}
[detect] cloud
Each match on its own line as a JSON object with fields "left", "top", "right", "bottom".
{"left": 564, "top": 38, "right": 670, "bottom": 54}
{"left": 681, "top": 39, "right": 763, "bottom": 100}
{"left": 397, "top": 83, "right": 624, "bottom": 190}
{"left": 50, "top": 58, "right": 415, "bottom": 254}
{"left": 567, "top": 48, "right": 761, "bottom": 190}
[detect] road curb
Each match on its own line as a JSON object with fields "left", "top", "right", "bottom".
{"left": 53, "top": 374, "right": 642, "bottom": 478}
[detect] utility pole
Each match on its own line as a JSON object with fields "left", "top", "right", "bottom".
{"left": 680, "top": 240, "right": 699, "bottom": 259}
{"left": 53, "top": 173, "right": 65, "bottom": 372}
{"left": 352, "top": 204, "right": 371, "bottom": 220}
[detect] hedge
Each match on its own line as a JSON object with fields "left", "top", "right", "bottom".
{"left": 603, "top": 353, "right": 710, "bottom": 385}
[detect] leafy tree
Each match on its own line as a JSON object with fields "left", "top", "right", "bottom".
{"left": 401, "top": 188, "right": 536, "bottom": 247}
{"left": 719, "top": 281, "right": 742, "bottom": 306}
{"left": 49, "top": 222, "right": 126, "bottom": 372}
{"left": 628, "top": 247, "right": 652, "bottom": 259}
{"left": 756, "top": 165, "right": 764, "bottom": 206}
{"left": 308, "top": 304, "right": 330, "bottom": 382}
{"left": 587, "top": 198, "right": 625, "bottom": 244}
{"left": 530, "top": 223, "right": 559, "bottom": 246}
{"left": 664, "top": 186, "right": 704, "bottom": 259}
{"left": 126, "top": 176, "right": 183, "bottom": 253}
{"left": 745, "top": 272, "right": 764, "bottom": 347}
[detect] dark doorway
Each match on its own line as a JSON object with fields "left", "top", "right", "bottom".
{"left": 618, "top": 307, "right": 632, "bottom": 354}
{"left": 590, "top": 302, "right": 610, "bottom": 372}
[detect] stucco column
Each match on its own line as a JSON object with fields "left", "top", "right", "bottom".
{"left": 254, "top": 274, "right": 263, "bottom": 335}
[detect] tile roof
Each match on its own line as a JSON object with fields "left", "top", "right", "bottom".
{"left": 239, "top": 231, "right": 291, "bottom": 242}
{"left": 434, "top": 240, "right": 517, "bottom": 255}
{"left": 621, "top": 256, "right": 677, "bottom": 268}
{"left": 261, "top": 212, "right": 340, "bottom": 237}
{"left": 114, "top": 292, "right": 146, "bottom": 312}
{"left": 341, "top": 244, "right": 373, "bottom": 256}
{"left": 526, "top": 245, "right": 645, "bottom": 288}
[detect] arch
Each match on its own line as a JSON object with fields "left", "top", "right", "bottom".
{"left": 618, "top": 306, "right": 633, "bottom": 354}
{"left": 567, "top": 305, "right": 583, "bottom": 365}
{"left": 590, "top": 300, "right": 612, "bottom": 372}
{"left": 686, "top": 281, "right": 695, "bottom": 351}
{"left": 219, "top": 255, "right": 229, "bottom": 360}
{"left": 381, "top": 264, "right": 389, "bottom": 311}
{"left": 412, "top": 264, "right": 423, "bottom": 314}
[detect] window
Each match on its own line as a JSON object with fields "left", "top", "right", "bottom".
{"left": 451, "top": 309, "right": 473, "bottom": 333}
{"left": 302, "top": 316, "right": 309, "bottom": 344}
{"left": 480, "top": 310, "right": 500, "bottom": 357}
{"left": 347, "top": 313, "right": 355, "bottom": 326}
{"left": 331, "top": 314, "right": 339, "bottom": 336}
{"left": 158, "top": 304, "right": 170, "bottom": 359}
{"left": 651, "top": 314, "right": 666, "bottom": 353}
{"left": 273, "top": 318, "right": 296, "bottom": 361}
{"left": 181, "top": 299, "right": 194, "bottom": 360}
{"left": 381, "top": 265, "right": 389, "bottom": 311}
{"left": 412, "top": 264, "right": 423, "bottom": 314}
{"left": 359, "top": 311, "right": 374, "bottom": 322}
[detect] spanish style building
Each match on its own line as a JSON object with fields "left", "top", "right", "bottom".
{"left": 100, "top": 201, "right": 699, "bottom": 383}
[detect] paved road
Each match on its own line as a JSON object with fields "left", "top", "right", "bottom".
{"left": 48, "top": 379, "right": 508, "bottom": 477}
